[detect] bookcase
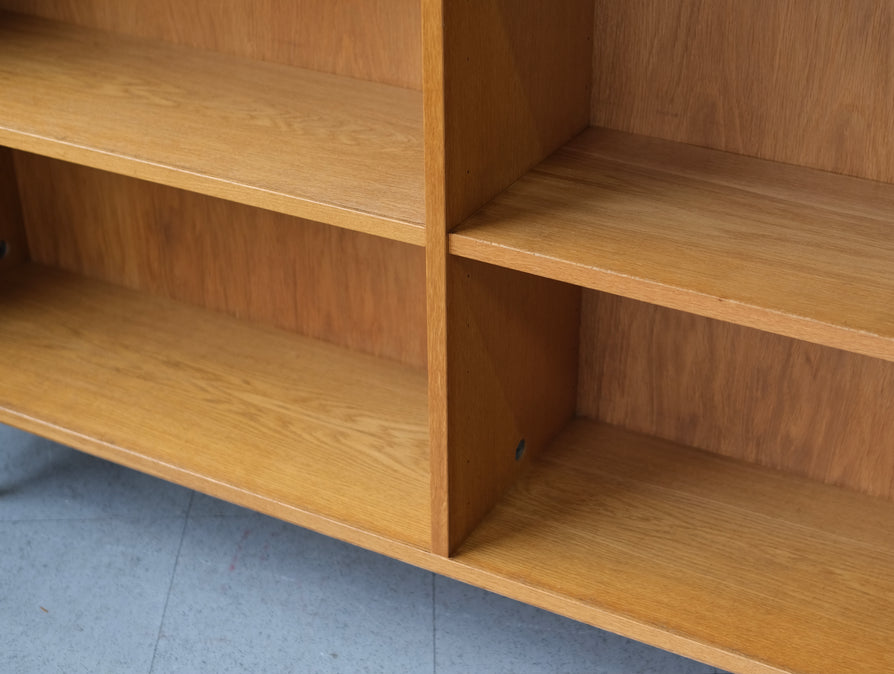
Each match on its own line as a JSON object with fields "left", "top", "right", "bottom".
{"left": 1, "top": 2, "right": 892, "bottom": 672}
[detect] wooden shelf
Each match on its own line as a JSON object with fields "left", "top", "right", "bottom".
{"left": 0, "top": 12, "right": 424, "bottom": 244}
{"left": 451, "top": 127, "right": 894, "bottom": 362}
{"left": 453, "top": 419, "right": 894, "bottom": 674}
{"left": 2, "top": 5, "right": 891, "bottom": 672}
{"left": 10, "top": 268, "right": 893, "bottom": 673}
{"left": 0, "top": 265, "right": 430, "bottom": 549}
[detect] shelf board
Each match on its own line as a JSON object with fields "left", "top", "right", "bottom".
{"left": 453, "top": 419, "right": 894, "bottom": 674}
{"left": 0, "top": 12, "right": 424, "bottom": 245}
{"left": 451, "top": 127, "right": 894, "bottom": 362}
{"left": 0, "top": 265, "right": 429, "bottom": 549}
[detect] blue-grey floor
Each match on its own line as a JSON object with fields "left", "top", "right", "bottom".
{"left": 1, "top": 423, "right": 728, "bottom": 674}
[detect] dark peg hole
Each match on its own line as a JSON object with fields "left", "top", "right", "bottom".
{"left": 514, "top": 438, "right": 526, "bottom": 462}
{"left": 0, "top": 240, "right": 7, "bottom": 259}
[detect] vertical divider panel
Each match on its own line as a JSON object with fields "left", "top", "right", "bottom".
{"left": 424, "top": 0, "right": 451, "bottom": 554}
{"left": 0, "top": 147, "right": 28, "bottom": 268}
{"left": 424, "top": 0, "right": 594, "bottom": 555}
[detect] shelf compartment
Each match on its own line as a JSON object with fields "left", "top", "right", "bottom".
{"left": 0, "top": 265, "right": 429, "bottom": 549}
{"left": 453, "top": 419, "right": 894, "bottom": 674}
{"left": 0, "top": 12, "right": 424, "bottom": 244}
{"left": 451, "top": 127, "right": 894, "bottom": 362}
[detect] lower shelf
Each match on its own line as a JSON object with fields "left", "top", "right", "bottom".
{"left": 452, "top": 419, "right": 894, "bottom": 674}
{"left": 4, "top": 267, "right": 893, "bottom": 672}
{"left": 0, "top": 265, "right": 430, "bottom": 549}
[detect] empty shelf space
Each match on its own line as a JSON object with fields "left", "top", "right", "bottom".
{"left": 453, "top": 419, "right": 894, "bottom": 674}
{"left": 451, "top": 127, "right": 894, "bottom": 362}
{"left": 0, "top": 265, "right": 430, "bottom": 549}
{"left": 0, "top": 12, "right": 424, "bottom": 244}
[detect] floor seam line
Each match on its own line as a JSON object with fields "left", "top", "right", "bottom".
{"left": 0, "top": 515, "right": 190, "bottom": 524}
{"left": 432, "top": 573, "right": 437, "bottom": 674}
{"left": 148, "top": 490, "right": 194, "bottom": 674}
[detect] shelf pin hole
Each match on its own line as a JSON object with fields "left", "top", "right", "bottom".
{"left": 515, "top": 439, "right": 526, "bottom": 461}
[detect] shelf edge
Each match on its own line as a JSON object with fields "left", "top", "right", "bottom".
{"left": 449, "top": 236, "right": 894, "bottom": 364}
{"left": 0, "top": 406, "right": 783, "bottom": 674}
{"left": 0, "top": 128, "right": 426, "bottom": 247}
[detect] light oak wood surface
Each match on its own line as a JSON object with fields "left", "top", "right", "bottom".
{"left": 439, "top": 0, "right": 593, "bottom": 227}
{"left": 454, "top": 419, "right": 894, "bottom": 674}
{"left": 425, "top": 0, "right": 592, "bottom": 555}
{"left": 14, "top": 153, "right": 427, "bottom": 368}
{"left": 12, "top": 262, "right": 888, "bottom": 674}
{"left": 0, "top": 0, "right": 422, "bottom": 89}
{"left": 0, "top": 12, "right": 424, "bottom": 244}
{"left": 422, "top": 0, "right": 450, "bottom": 554}
{"left": 3, "top": 3, "right": 892, "bottom": 671}
{"left": 0, "top": 265, "right": 430, "bottom": 548}
{"left": 443, "top": 259, "right": 580, "bottom": 553}
{"left": 580, "top": 291, "right": 894, "bottom": 500}
{"left": 452, "top": 127, "right": 894, "bottom": 362}
{"left": 591, "top": 0, "right": 894, "bottom": 183}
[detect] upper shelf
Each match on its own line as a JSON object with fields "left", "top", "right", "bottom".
{"left": 0, "top": 12, "right": 424, "bottom": 245}
{"left": 451, "top": 127, "right": 894, "bottom": 362}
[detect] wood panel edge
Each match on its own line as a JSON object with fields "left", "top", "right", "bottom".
{"left": 0, "top": 405, "right": 784, "bottom": 673}
{"left": 422, "top": 0, "right": 451, "bottom": 556}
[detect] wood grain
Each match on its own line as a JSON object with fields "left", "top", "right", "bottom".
{"left": 579, "top": 292, "right": 894, "bottom": 500}
{"left": 11, "top": 264, "right": 892, "bottom": 673}
{"left": 425, "top": 0, "right": 592, "bottom": 554}
{"left": 0, "top": 265, "right": 430, "bottom": 547}
{"left": 591, "top": 0, "right": 894, "bottom": 183}
{"left": 7, "top": 3, "right": 892, "bottom": 670}
{"left": 0, "top": 0, "right": 421, "bottom": 89}
{"left": 452, "top": 127, "right": 894, "bottom": 363}
{"left": 422, "top": 0, "right": 450, "bottom": 554}
{"left": 14, "top": 153, "right": 427, "bottom": 369}
{"left": 0, "top": 147, "right": 28, "bottom": 266}
{"left": 0, "top": 12, "right": 424, "bottom": 243}
{"left": 441, "top": 0, "right": 593, "bottom": 226}
{"left": 455, "top": 419, "right": 894, "bottom": 674}
{"left": 443, "top": 259, "right": 580, "bottom": 553}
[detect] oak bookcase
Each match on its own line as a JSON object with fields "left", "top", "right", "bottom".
{"left": 1, "top": 3, "right": 892, "bottom": 672}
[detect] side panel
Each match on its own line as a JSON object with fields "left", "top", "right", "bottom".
{"left": 0, "top": 147, "right": 28, "bottom": 267}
